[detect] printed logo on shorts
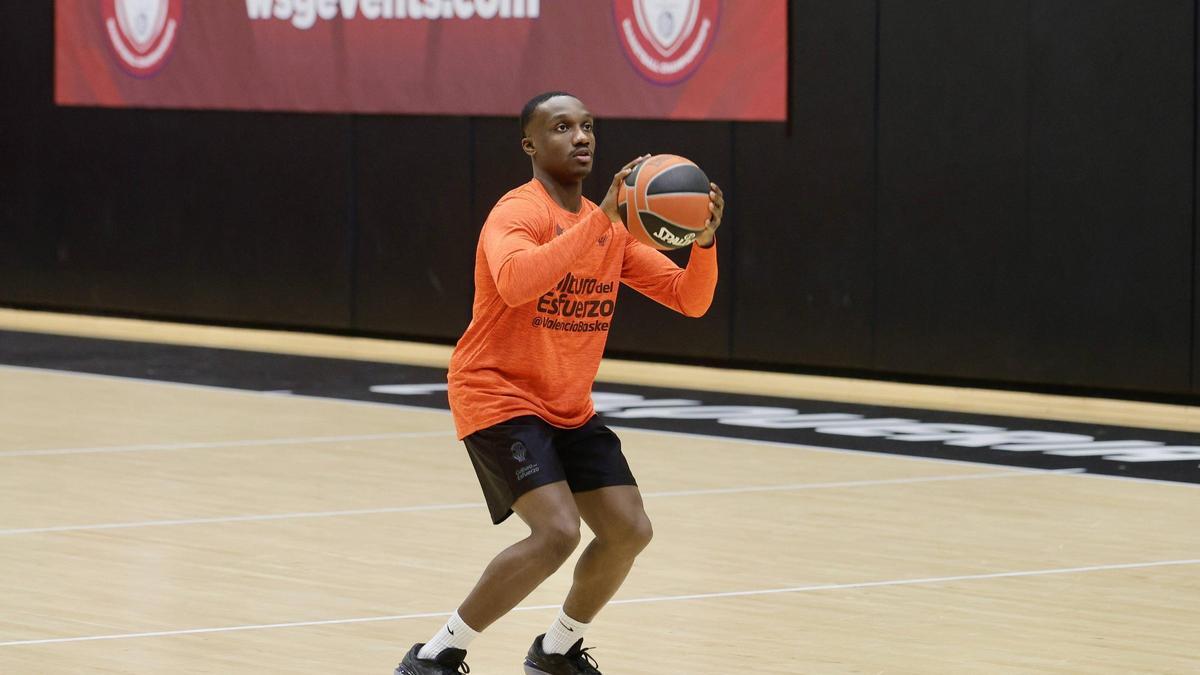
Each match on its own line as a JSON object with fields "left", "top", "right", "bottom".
{"left": 511, "top": 441, "right": 541, "bottom": 480}
{"left": 612, "top": 0, "right": 720, "bottom": 85}
{"left": 103, "top": 0, "right": 183, "bottom": 77}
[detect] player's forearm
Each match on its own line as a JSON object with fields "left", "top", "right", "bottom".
{"left": 673, "top": 241, "right": 719, "bottom": 317}
{"left": 491, "top": 209, "right": 612, "bottom": 306}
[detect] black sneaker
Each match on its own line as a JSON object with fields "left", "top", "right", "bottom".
{"left": 394, "top": 643, "right": 470, "bottom": 675}
{"left": 523, "top": 634, "right": 601, "bottom": 674}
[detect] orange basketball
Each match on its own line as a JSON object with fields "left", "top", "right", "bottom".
{"left": 617, "top": 154, "right": 711, "bottom": 250}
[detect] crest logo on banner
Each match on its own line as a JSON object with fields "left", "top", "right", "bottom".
{"left": 102, "top": 0, "right": 183, "bottom": 77}
{"left": 612, "top": 0, "right": 720, "bottom": 85}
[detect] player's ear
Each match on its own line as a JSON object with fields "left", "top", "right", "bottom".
{"left": 521, "top": 136, "right": 536, "bottom": 157}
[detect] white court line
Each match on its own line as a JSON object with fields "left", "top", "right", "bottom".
{"left": 3, "top": 364, "right": 1197, "bottom": 490}
{"left": 0, "top": 469, "right": 1079, "bottom": 536}
{"left": 0, "top": 431, "right": 453, "bottom": 458}
{"left": 1, "top": 557, "right": 1195, "bottom": 648}
{"left": 0, "top": 503, "right": 485, "bottom": 536}
{"left": 0, "top": 364, "right": 449, "bottom": 415}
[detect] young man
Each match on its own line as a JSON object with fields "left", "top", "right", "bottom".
{"left": 396, "top": 91, "right": 724, "bottom": 675}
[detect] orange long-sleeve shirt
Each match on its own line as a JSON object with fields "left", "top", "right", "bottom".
{"left": 447, "top": 178, "right": 719, "bottom": 439}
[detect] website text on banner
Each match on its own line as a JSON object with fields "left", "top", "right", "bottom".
{"left": 56, "top": 0, "right": 786, "bottom": 121}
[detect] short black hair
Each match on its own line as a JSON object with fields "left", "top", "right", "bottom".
{"left": 520, "top": 90, "right": 576, "bottom": 137}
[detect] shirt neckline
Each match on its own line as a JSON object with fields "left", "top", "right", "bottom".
{"left": 531, "top": 178, "right": 592, "bottom": 218}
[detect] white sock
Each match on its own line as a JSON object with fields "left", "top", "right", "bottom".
{"left": 417, "top": 611, "right": 480, "bottom": 660}
{"left": 541, "top": 610, "right": 590, "bottom": 655}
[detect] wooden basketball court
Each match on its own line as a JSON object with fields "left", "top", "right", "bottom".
{"left": 1, "top": 309, "right": 1197, "bottom": 674}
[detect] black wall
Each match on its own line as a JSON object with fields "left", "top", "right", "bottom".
{"left": 2, "top": 2, "right": 1197, "bottom": 398}
{"left": 875, "top": 0, "right": 1195, "bottom": 395}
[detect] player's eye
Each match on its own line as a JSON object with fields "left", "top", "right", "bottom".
{"left": 556, "top": 123, "right": 568, "bottom": 132}
{"left": 583, "top": 122, "right": 593, "bottom": 131}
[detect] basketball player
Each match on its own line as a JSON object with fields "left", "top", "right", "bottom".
{"left": 396, "top": 92, "right": 724, "bottom": 675}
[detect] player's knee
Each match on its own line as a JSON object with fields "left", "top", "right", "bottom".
{"left": 533, "top": 517, "right": 582, "bottom": 562}
{"left": 626, "top": 512, "right": 654, "bottom": 553}
{"left": 608, "top": 511, "right": 653, "bottom": 555}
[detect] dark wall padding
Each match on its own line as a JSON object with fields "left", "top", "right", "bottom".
{"left": 353, "top": 116, "right": 475, "bottom": 339}
{"left": 875, "top": 0, "right": 1031, "bottom": 382}
{"left": 1, "top": 2, "right": 1197, "bottom": 397}
{"left": 875, "top": 0, "right": 1193, "bottom": 394}
{"left": 3, "top": 106, "right": 355, "bottom": 328}
{"left": 731, "top": 0, "right": 878, "bottom": 370}
{"left": 1022, "top": 0, "right": 1193, "bottom": 393}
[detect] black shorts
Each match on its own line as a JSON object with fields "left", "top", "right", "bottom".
{"left": 463, "top": 415, "right": 637, "bottom": 524}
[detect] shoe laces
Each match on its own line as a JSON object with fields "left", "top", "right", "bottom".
{"left": 571, "top": 646, "right": 600, "bottom": 673}
{"left": 432, "top": 649, "right": 469, "bottom": 673}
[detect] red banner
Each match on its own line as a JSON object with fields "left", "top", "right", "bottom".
{"left": 55, "top": 0, "right": 786, "bottom": 121}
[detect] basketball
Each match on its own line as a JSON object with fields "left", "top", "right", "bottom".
{"left": 617, "top": 154, "right": 712, "bottom": 250}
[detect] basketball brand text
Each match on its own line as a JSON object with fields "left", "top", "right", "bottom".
{"left": 655, "top": 227, "right": 697, "bottom": 247}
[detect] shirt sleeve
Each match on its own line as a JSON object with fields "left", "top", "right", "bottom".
{"left": 481, "top": 198, "right": 613, "bottom": 307}
{"left": 620, "top": 235, "right": 719, "bottom": 317}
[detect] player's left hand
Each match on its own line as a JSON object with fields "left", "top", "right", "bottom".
{"left": 695, "top": 182, "right": 724, "bottom": 248}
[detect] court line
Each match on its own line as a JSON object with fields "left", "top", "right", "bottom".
{"left": 1, "top": 557, "right": 1194, "bottom": 648}
{"left": 0, "top": 364, "right": 449, "bottom": 415}
{"left": 0, "top": 503, "right": 485, "bottom": 536}
{"left": 0, "top": 431, "right": 454, "bottom": 458}
{"left": 0, "top": 469, "right": 1078, "bottom": 537}
{"left": 3, "top": 364, "right": 1197, "bottom": 490}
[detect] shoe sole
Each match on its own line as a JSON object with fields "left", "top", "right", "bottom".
{"left": 523, "top": 663, "right": 551, "bottom": 675}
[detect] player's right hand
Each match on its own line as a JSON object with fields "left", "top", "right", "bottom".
{"left": 600, "top": 154, "right": 650, "bottom": 222}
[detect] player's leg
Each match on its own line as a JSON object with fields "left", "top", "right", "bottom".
{"left": 524, "top": 420, "right": 649, "bottom": 673}
{"left": 398, "top": 417, "right": 583, "bottom": 675}
{"left": 564, "top": 484, "right": 653, "bottom": 621}
{"left": 457, "top": 480, "right": 583, "bottom": 629}
{"left": 399, "top": 481, "right": 583, "bottom": 675}
{"left": 557, "top": 419, "right": 651, "bottom": 623}
{"left": 524, "top": 490, "right": 650, "bottom": 674}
